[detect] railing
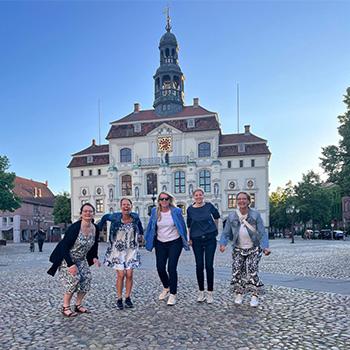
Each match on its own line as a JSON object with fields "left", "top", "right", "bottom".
{"left": 138, "top": 155, "right": 189, "bottom": 167}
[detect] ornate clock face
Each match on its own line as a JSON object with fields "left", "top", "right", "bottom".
{"left": 157, "top": 136, "right": 172, "bottom": 152}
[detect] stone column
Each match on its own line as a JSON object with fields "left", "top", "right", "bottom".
{"left": 13, "top": 215, "right": 21, "bottom": 243}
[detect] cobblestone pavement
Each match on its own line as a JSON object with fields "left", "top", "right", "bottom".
{"left": 0, "top": 240, "right": 349, "bottom": 350}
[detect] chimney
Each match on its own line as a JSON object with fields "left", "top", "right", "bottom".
{"left": 45, "top": 180, "right": 48, "bottom": 187}
{"left": 92, "top": 139, "right": 96, "bottom": 146}
{"left": 134, "top": 103, "right": 140, "bottom": 113}
{"left": 193, "top": 97, "right": 199, "bottom": 108}
{"left": 244, "top": 125, "right": 250, "bottom": 134}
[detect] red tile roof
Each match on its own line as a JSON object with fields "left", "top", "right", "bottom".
{"left": 68, "top": 154, "right": 110, "bottom": 168}
{"left": 72, "top": 143, "right": 109, "bottom": 156}
{"left": 219, "top": 133, "right": 267, "bottom": 144}
{"left": 107, "top": 116, "right": 220, "bottom": 139}
{"left": 14, "top": 176, "right": 55, "bottom": 207}
{"left": 219, "top": 143, "right": 271, "bottom": 157}
{"left": 111, "top": 105, "right": 215, "bottom": 124}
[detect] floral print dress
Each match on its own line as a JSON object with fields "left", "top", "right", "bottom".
{"left": 104, "top": 222, "right": 141, "bottom": 270}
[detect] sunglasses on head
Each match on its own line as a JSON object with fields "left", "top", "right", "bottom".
{"left": 159, "top": 197, "right": 170, "bottom": 201}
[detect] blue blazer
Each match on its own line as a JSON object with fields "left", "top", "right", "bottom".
{"left": 145, "top": 206, "right": 189, "bottom": 252}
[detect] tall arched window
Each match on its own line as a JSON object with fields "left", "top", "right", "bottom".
{"left": 174, "top": 171, "right": 185, "bottom": 193}
{"left": 198, "top": 142, "right": 211, "bottom": 158}
{"left": 121, "top": 175, "right": 132, "bottom": 196}
{"left": 199, "top": 170, "right": 211, "bottom": 192}
{"left": 120, "top": 148, "right": 131, "bottom": 163}
{"left": 147, "top": 173, "right": 157, "bottom": 195}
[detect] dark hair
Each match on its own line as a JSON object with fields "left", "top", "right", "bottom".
{"left": 80, "top": 202, "right": 95, "bottom": 214}
{"left": 236, "top": 192, "right": 251, "bottom": 203}
{"left": 120, "top": 197, "right": 132, "bottom": 206}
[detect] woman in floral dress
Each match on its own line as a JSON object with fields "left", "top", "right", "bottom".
{"left": 47, "top": 203, "right": 100, "bottom": 317}
{"left": 99, "top": 198, "right": 143, "bottom": 310}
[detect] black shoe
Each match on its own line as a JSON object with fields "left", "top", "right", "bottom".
{"left": 125, "top": 297, "right": 133, "bottom": 308}
{"left": 117, "top": 298, "right": 124, "bottom": 310}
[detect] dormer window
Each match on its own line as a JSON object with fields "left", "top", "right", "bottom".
{"left": 87, "top": 155, "right": 93, "bottom": 164}
{"left": 238, "top": 143, "right": 246, "bottom": 153}
{"left": 187, "top": 119, "right": 195, "bottom": 128}
{"left": 134, "top": 123, "right": 141, "bottom": 133}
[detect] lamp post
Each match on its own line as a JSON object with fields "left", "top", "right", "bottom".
{"left": 286, "top": 205, "right": 300, "bottom": 244}
{"left": 330, "top": 221, "right": 335, "bottom": 240}
{"left": 148, "top": 187, "right": 157, "bottom": 216}
{"left": 33, "top": 211, "right": 45, "bottom": 232}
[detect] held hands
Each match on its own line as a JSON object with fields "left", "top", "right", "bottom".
{"left": 188, "top": 240, "right": 192, "bottom": 247}
{"left": 263, "top": 248, "right": 271, "bottom": 256}
{"left": 68, "top": 264, "right": 78, "bottom": 275}
{"left": 93, "top": 258, "right": 101, "bottom": 267}
{"left": 219, "top": 245, "right": 226, "bottom": 253}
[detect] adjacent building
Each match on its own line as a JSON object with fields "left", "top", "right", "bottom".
{"left": 68, "top": 17, "right": 271, "bottom": 238}
{"left": 0, "top": 176, "right": 55, "bottom": 242}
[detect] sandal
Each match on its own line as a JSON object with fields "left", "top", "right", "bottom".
{"left": 61, "top": 306, "right": 77, "bottom": 317}
{"left": 74, "top": 304, "right": 91, "bottom": 314}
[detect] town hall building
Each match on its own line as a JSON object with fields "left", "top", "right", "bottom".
{"left": 68, "top": 17, "right": 271, "bottom": 237}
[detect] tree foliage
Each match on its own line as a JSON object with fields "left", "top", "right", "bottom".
{"left": 0, "top": 155, "right": 21, "bottom": 212}
{"left": 53, "top": 192, "right": 71, "bottom": 226}
{"left": 321, "top": 87, "right": 350, "bottom": 195}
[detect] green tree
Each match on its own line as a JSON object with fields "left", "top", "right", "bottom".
{"left": 321, "top": 87, "right": 350, "bottom": 195}
{"left": 0, "top": 155, "right": 21, "bottom": 212}
{"left": 294, "top": 171, "right": 332, "bottom": 228}
{"left": 53, "top": 192, "right": 71, "bottom": 228}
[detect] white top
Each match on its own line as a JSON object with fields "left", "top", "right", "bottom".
{"left": 157, "top": 211, "right": 180, "bottom": 242}
{"left": 238, "top": 224, "right": 253, "bottom": 249}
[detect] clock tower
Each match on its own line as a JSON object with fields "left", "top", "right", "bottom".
{"left": 153, "top": 10, "right": 185, "bottom": 116}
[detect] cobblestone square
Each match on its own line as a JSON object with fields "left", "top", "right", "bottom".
{"left": 0, "top": 239, "right": 349, "bottom": 350}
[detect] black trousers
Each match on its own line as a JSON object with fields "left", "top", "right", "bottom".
{"left": 155, "top": 237, "right": 183, "bottom": 295}
{"left": 38, "top": 240, "right": 44, "bottom": 252}
{"left": 192, "top": 236, "right": 217, "bottom": 291}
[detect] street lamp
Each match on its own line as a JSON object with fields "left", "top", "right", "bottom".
{"left": 330, "top": 221, "right": 335, "bottom": 240}
{"left": 33, "top": 211, "right": 45, "bottom": 232}
{"left": 286, "top": 205, "right": 300, "bottom": 244}
{"left": 148, "top": 187, "right": 157, "bottom": 216}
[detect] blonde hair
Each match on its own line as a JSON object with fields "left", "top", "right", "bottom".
{"left": 156, "top": 191, "right": 177, "bottom": 221}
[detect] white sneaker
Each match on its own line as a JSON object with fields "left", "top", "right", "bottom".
{"left": 167, "top": 294, "right": 177, "bottom": 306}
{"left": 250, "top": 295, "right": 259, "bottom": 307}
{"left": 234, "top": 293, "right": 243, "bottom": 305}
{"left": 159, "top": 288, "right": 170, "bottom": 301}
{"left": 197, "top": 291, "right": 206, "bottom": 302}
{"left": 206, "top": 291, "right": 213, "bottom": 304}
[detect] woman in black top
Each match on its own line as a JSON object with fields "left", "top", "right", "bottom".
{"left": 187, "top": 188, "right": 220, "bottom": 304}
{"left": 47, "top": 203, "right": 100, "bottom": 317}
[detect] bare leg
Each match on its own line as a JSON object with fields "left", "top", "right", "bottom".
{"left": 63, "top": 292, "right": 74, "bottom": 307}
{"left": 125, "top": 269, "right": 133, "bottom": 298}
{"left": 116, "top": 270, "right": 125, "bottom": 299}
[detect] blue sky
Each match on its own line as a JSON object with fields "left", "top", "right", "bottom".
{"left": 1, "top": 0, "right": 349, "bottom": 194}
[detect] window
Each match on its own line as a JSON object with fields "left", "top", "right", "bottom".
{"left": 120, "top": 148, "right": 132, "bottom": 163}
{"left": 81, "top": 199, "right": 88, "bottom": 206}
{"left": 80, "top": 170, "right": 84, "bottom": 176}
{"left": 96, "top": 187, "right": 102, "bottom": 195}
{"left": 227, "top": 161, "right": 232, "bottom": 168}
{"left": 121, "top": 175, "right": 132, "bottom": 196}
{"left": 250, "top": 193, "right": 256, "bottom": 208}
{"left": 199, "top": 170, "right": 211, "bottom": 192}
{"left": 147, "top": 173, "right": 157, "bottom": 195}
{"left": 95, "top": 199, "right": 104, "bottom": 213}
{"left": 251, "top": 159, "right": 255, "bottom": 167}
{"left": 134, "top": 123, "right": 141, "bottom": 133}
{"left": 239, "top": 160, "right": 244, "bottom": 168}
{"left": 89, "top": 169, "right": 93, "bottom": 176}
{"left": 187, "top": 119, "right": 195, "bottom": 128}
{"left": 198, "top": 142, "right": 211, "bottom": 158}
{"left": 174, "top": 171, "right": 185, "bottom": 193}
{"left": 98, "top": 169, "right": 101, "bottom": 175}
{"left": 238, "top": 143, "right": 246, "bottom": 153}
{"left": 87, "top": 155, "right": 93, "bottom": 164}
{"left": 9, "top": 217, "right": 13, "bottom": 223}
{"left": 177, "top": 204, "right": 186, "bottom": 215}
{"left": 228, "top": 194, "right": 237, "bottom": 209}
{"left": 228, "top": 181, "right": 236, "bottom": 189}
{"left": 81, "top": 188, "right": 87, "bottom": 196}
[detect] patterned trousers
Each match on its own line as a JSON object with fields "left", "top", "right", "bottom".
{"left": 231, "top": 246, "right": 263, "bottom": 295}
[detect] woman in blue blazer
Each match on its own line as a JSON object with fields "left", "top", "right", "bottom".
{"left": 145, "top": 192, "right": 189, "bottom": 306}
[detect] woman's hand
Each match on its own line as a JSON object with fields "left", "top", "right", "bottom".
{"left": 68, "top": 264, "right": 78, "bottom": 275}
{"left": 93, "top": 258, "right": 101, "bottom": 267}
{"left": 188, "top": 240, "right": 192, "bottom": 246}
{"left": 219, "top": 245, "right": 226, "bottom": 253}
{"left": 263, "top": 248, "right": 271, "bottom": 256}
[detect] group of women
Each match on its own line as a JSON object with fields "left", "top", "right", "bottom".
{"left": 47, "top": 189, "right": 270, "bottom": 317}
